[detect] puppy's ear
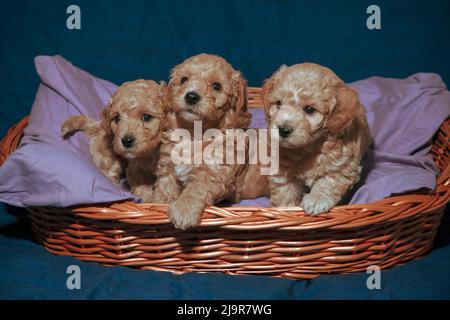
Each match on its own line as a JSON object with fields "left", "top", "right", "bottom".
{"left": 158, "top": 81, "right": 169, "bottom": 104}
{"left": 261, "top": 64, "right": 286, "bottom": 120}
{"left": 165, "top": 70, "right": 178, "bottom": 112}
{"left": 231, "top": 71, "right": 248, "bottom": 114}
{"left": 326, "top": 85, "right": 361, "bottom": 135}
{"left": 167, "top": 67, "right": 178, "bottom": 89}
{"left": 157, "top": 81, "right": 173, "bottom": 130}
{"left": 227, "top": 71, "right": 251, "bottom": 129}
{"left": 260, "top": 78, "right": 274, "bottom": 120}
{"left": 100, "top": 99, "right": 113, "bottom": 136}
{"left": 162, "top": 74, "right": 179, "bottom": 129}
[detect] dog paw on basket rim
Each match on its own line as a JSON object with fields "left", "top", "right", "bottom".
{"left": 167, "top": 194, "right": 205, "bottom": 230}
{"left": 301, "top": 193, "right": 337, "bottom": 215}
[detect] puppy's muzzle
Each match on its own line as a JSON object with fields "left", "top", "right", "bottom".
{"left": 184, "top": 91, "right": 201, "bottom": 106}
{"left": 121, "top": 135, "right": 135, "bottom": 149}
{"left": 278, "top": 125, "right": 293, "bottom": 138}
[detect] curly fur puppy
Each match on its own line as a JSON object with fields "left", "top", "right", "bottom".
{"left": 152, "top": 53, "right": 252, "bottom": 229}
{"left": 61, "top": 80, "right": 167, "bottom": 202}
{"left": 261, "top": 63, "right": 371, "bottom": 215}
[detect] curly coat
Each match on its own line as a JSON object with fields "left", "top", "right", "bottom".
{"left": 151, "top": 54, "right": 256, "bottom": 229}
{"left": 61, "top": 80, "right": 168, "bottom": 202}
{"left": 261, "top": 63, "right": 371, "bottom": 215}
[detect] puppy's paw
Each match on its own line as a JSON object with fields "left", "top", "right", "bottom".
{"left": 61, "top": 116, "right": 87, "bottom": 138}
{"left": 301, "top": 193, "right": 337, "bottom": 216}
{"left": 60, "top": 125, "right": 71, "bottom": 138}
{"left": 167, "top": 196, "right": 205, "bottom": 230}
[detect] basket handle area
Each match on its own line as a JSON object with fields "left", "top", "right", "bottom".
{"left": 248, "top": 87, "right": 263, "bottom": 108}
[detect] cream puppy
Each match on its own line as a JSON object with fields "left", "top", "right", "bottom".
{"left": 261, "top": 63, "right": 371, "bottom": 215}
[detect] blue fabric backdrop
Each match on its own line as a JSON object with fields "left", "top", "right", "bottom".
{"left": 0, "top": 0, "right": 449, "bottom": 299}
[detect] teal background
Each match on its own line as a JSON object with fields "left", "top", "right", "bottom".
{"left": 1, "top": 0, "right": 450, "bottom": 137}
{"left": 0, "top": 0, "right": 449, "bottom": 299}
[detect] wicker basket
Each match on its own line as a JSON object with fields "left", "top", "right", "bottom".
{"left": 1, "top": 87, "right": 449, "bottom": 280}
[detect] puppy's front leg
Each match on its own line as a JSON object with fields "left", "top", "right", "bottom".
{"left": 126, "top": 161, "right": 155, "bottom": 203}
{"left": 268, "top": 175, "right": 303, "bottom": 207}
{"left": 88, "top": 132, "right": 124, "bottom": 186}
{"left": 168, "top": 170, "right": 231, "bottom": 230}
{"left": 151, "top": 170, "right": 181, "bottom": 204}
{"left": 301, "top": 175, "right": 351, "bottom": 215}
{"left": 151, "top": 149, "right": 181, "bottom": 203}
{"left": 100, "top": 157, "right": 124, "bottom": 186}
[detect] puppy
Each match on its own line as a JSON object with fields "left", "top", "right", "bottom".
{"left": 61, "top": 80, "right": 168, "bottom": 202}
{"left": 152, "top": 53, "right": 252, "bottom": 229}
{"left": 261, "top": 63, "right": 371, "bottom": 215}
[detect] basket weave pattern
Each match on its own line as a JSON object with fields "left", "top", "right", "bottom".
{"left": 1, "top": 88, "right": 449, "bottom": 279}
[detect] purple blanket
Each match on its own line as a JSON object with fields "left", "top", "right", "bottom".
{"left": 0, "top": 56, "right": 449, "bottom": 208}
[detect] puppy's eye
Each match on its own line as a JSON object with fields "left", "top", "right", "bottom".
{"left": 180, "top": 76, "right": 188, "bottom": 84}
{"left": 303, "top": 105, "right": 316, "bottom": 115}
{"left": 113, "top": 115, "right": 121, "bottom": 123}
{"left": 142, "top": 114, "right": 152, "bottom": 122}
{"left": 275, "top": 101, "right": 282, "bottom": 108}
{"left": 212, "top": 82, "right": 222, "bottom": 91}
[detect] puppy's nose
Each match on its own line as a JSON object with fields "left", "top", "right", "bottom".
{"left": 278, "top": 126, "right": 293, "bottom": 138}
{"left": 184, "top": 91, "right": 201, "bottom": 105}
{"left": 121, "top": 135, "right": 135, "bottom": 149}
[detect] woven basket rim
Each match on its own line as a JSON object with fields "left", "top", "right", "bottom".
{"left": 1, "top": 87, "right": 449, "bottom": 230}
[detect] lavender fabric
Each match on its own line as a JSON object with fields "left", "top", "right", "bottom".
{"left": 0, "top": 55, "right": 449, "bottom": 208}
{"left": 236, "top": 73, "right": 450, "bottom": 206}
{"left": 0, "top": 55, "right": 136, "bottom": 207}
{"left": 347, "top": 74, "right": 450, "bottom": 203}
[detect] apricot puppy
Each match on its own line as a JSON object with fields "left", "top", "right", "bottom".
{"left": 61, "top": 80, "right": 168, "bottom": 202}
{"left": 261, "top": 63, "right": 371, "bottom": 215}
{"left": 152, "top": 53, "right": 252, "bottom": 229}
